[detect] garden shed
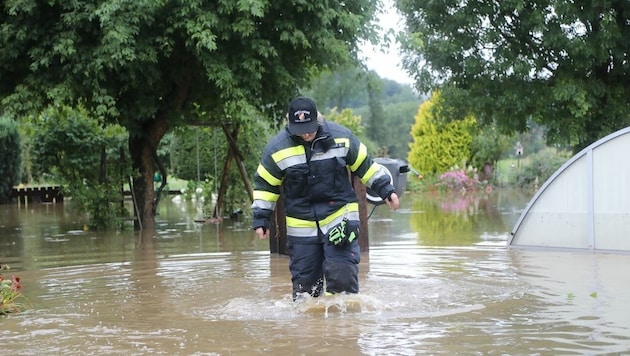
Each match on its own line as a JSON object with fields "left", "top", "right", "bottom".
{"left": 509, "top": 126, "right": 630, "bottom": 253}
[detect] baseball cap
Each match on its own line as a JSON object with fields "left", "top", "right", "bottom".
{"left": 287, "top": 97, "right": 319, "bottom": 135}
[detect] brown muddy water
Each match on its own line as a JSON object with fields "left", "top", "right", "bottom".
{"left": 1, "top": 189, "right": 629, "bottom": 355}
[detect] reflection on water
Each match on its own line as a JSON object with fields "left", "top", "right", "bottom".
{"left": 1, "top": 189, "right": 630, "bottom": 355}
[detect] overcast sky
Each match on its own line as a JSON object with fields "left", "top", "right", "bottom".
{"left": 360, "top": 1, "right": 413, "bottom": 85}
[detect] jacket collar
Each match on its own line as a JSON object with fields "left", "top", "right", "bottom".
{"left": 287, "top": 120, "right": 334, "bottom": 153}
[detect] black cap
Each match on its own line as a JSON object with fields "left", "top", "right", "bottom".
{"left": 287, "top": 97, "right": 319, "bottom": 135}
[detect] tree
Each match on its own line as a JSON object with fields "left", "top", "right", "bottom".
{"left": 169, "top": 119, "right": 273, "bottom": 217}
{"left": 0, "top": 116, "right": 21, "bottom": 203}
{"left": 307, "top": 66, "right": 422, "bottom": 158}
{"left": 0, "top": 1, "right": 379, "bottom": 229}
{"left": 170, "top": 127, "right": 218, "bottom": 183}
{"left": 469, "top": 124, "right": 514, "bottom": 182}
{"left": 308, "top": 65, "right": 371, "bottom": 110}
{"left": 381, "top": 100, "right": 420, "bottom": 159}
{"left": 326, "top": 107, "right": 366, "bottom": 136}
{"left": 397, "top": 1, "right": 630, "bottom": 152}
{"left": 366, "top": 73, "right": 387, "bottom": 145}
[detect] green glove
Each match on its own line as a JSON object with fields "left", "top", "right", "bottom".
{"left": 347, "top": 227, "right": 358, "bottom": 243}
{"left": 327, "top": 219, "right": 347, "bottom": 246}
{"left": 327, "top": 219, "right": 359, "bottom": 246}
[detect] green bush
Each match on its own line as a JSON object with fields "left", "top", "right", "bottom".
{"left": 408, "top": 92, "right": 476, "bottom": 175}
{"left": 494, "top": 147, "right": 570, "bottom": 188}
{"left": 0, "top": 116, "right": 22, "bottom": 203}
{"left": 31, "top": 105, "right": 130, "bottom": 229}
{"left": 517, "top": 147, "right": 571, "bottom": 188}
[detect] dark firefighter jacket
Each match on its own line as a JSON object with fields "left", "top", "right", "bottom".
{"left": 251, "top": 120, "right": 395, "bottom": 241}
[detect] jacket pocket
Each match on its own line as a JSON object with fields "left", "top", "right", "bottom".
{"left": 309, "top": 157, "right": 348, "bottom": 200}
{"left": 284, "top": 164, "right": 310, "bottom": 198}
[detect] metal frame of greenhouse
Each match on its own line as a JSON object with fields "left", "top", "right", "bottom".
{"left": 509, "top": 126, "right": 630, "bottom": 254}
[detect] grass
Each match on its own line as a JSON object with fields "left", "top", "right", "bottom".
{"left": 164, "top": 176, "right": 189, "bottom": 191}
{"left": 495, "top": 157, "right": 530, "bottom": 186}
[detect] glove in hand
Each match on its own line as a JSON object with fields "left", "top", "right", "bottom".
{"left": 327, "top": 218, "right": 358, "bottom": 246}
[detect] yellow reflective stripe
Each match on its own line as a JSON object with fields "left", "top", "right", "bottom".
{"left": 256, "top": 164, "right": 282, "bottom": 186}
{"left": 253, "top": 190, "right": 280, "bottom": 202}
{"left": 361, "top": 163, "right": 381, "bottom": 184}
{"left": 272, "top": 146, "right": 305, "bottom": 163}
{"left": 319, "top": 203, "right": 359, "bottom": 225}
{"left": 349, "top": 143, "right": 367, "bottom": 171}
{"left": 334, "top": 138, "right": 349, "bottom": 147}
{"left": 286, "top": 203, "right": 359, "bottom": 228}
{"left": 286, "top": 216, "right": 317, "bottom": 228}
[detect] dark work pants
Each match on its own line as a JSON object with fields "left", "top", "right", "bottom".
{"left": 287, "top": 237, "right": 361, "bottom": 299}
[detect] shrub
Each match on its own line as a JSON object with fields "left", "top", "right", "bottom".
{"left": 517, "top": 147, "right": 570, "bottom": 188}
{"left": 31, "top": 105, "right": 130, "bottom": 229}
{"left": 408, "top": 92, "right": 476, "bottom": 175}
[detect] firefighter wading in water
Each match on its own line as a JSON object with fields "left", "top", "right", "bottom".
{"left": 252, "top": 97, "right": 400, "bottom": 300}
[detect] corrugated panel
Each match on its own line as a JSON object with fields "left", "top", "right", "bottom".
{"left": 509, "top": 127, "right": 630, "bottom": 253}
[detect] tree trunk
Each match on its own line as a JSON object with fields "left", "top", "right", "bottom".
{"left": 129, "top": 116, "right": 170, "bottom": 230}
{"left": 480, "top": 162, "right": 495, "bottom": 182}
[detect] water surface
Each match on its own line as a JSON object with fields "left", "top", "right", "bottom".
{"left": 1, "top": 189, "right": 629, "bottom": 355}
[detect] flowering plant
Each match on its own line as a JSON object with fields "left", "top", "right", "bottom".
{"left": 436, "top": 166, "right": 481, "bottom": 192}
{"left": 1, "top": 272, "right": 28, "bottom": 315}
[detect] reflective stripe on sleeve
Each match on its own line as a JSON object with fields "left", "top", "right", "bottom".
{"left": 349, "top": 143, "right": 368, "bottom": 171}
{"left": 256, "top": 164, "right": 282, "bottom": 186}
{"left": 251, "top": 199, "right": 276, "bottom": 211}
{"left": 253, "top": 190, "right": 280, "bottom": 202}
{"left": 361, "top": 162, "right": 383, "bottom": 184}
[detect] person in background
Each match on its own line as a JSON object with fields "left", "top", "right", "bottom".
{"left": 251, "top": 96, "right": 399, "bottom": 300}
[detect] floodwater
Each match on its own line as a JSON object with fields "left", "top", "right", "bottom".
{"left": 1, "top": 189, "right": 630, "bottom": 355}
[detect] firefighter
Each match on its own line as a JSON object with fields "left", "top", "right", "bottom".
{"left": 252, "top": 97, "right": 399, "bottom": 300}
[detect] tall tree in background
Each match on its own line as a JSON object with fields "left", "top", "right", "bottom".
{"left": 308, "top": 65, "right": 370, "bottom": 110}
{"left": 397, "top": 1, "right": 630, "bottom": 152}
{"left": 308, "top": 67, "right": 422, "bottom": 159}
{"left": 366, "top": 73, "right": 387, "bottom": 149}
{"left": 0, "top": 116, "right": 21, "bottom": 203}
{"left": 381, "top": 100, "right": 419, "bottom": 159}
{"left": 0, "top": 0, "right": 379, "bottom": 229}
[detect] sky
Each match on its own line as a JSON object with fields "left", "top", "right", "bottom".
{"left": 360, "top": 2, "right": 413, "bottom": 85}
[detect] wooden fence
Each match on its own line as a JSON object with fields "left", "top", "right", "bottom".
{"left": 10, "top": 186, "right": 64, "bottom": 204}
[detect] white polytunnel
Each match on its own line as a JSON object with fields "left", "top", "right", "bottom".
{"left": 509, "top": 126, "right": 630, "bottom": 253}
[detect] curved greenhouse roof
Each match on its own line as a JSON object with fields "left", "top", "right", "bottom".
{"left": 509, "top": 126, "right": 630, "bottom": 253}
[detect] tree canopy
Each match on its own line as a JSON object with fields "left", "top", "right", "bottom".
{"left": 306, "top": 67, "right": 422, "bottom": 159}
{"left": 0, "top": 0, "right": 379, "bottom": 228}
{"left": 397, "top": 0, "right": 630, "bottom": 151}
